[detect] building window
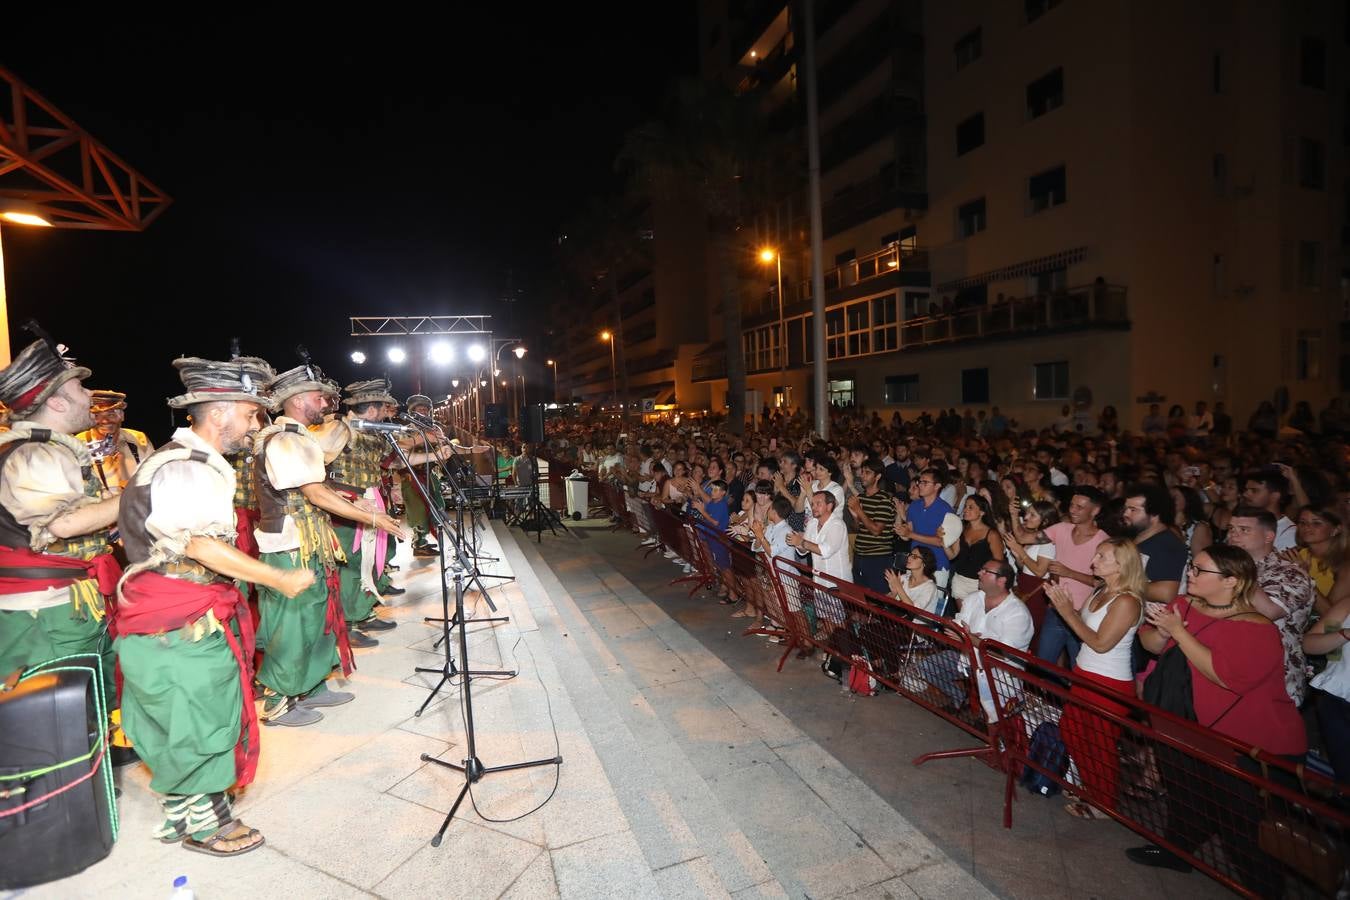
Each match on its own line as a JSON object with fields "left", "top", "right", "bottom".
{"left": 1213, "top": 152, "right": 1227, "bottom": 196}
{"left": 1028, "top": 267, "right": 1066, "bottom": 296}
{"left": 956, "top": 112, "right": 985, "bottom": 156}
{"left": 872, "top": 294, "right": 899, "bottom": 351}
{"left": 1026, "top": 68, "right": 1064, "bottom": 119}
{"left": 1299, "top": 241, "right": 1323, "bottom": 289}
{"left": 1213, "top": 52, "right": 1223, "bottom": 93}
{"left": 825, "top": 307, "right": 846, "bottom": 359}
{"left": 904, "top": 291, "right": 930, "bottom": 320}
{"left": 1033, "top": 361, "right": 1069, "bottom": 399}
{"left": 957, "top": 197, "right": 987, "bottom": 238}
{"left": 884, "top": 374, "right": 919, "bottom": 404}
{"left": 834, "top": 248, "right": 856, "bottom": 266}
{"left": 1028, "top": 165, "right": 1067, "bottom": 213}
{"left": 846, "top": 302, "right": 871, "bottom": 356}
{"left": 828, "top": 379, "right": 856, "bottom": 406}
{"left": 1301, "top": 37, "right": 1326, "bottom": 89}
{"left": 962, "top": 368, "right": 990, "bottom": 404}
{"left": 1025, "top": 0, "right": 1062, "bottom": 23}
{"left": 1300, "top": 138, "right": 1325, "bottom": 190}
{"left": 1297, "top": 330, "right": 1322, "bottom": 381}
{"left": 955, "top": 28, "right": 982, "bottom": 70}
{"left": 742, "top": 324, "right": 780, "bottom": 372}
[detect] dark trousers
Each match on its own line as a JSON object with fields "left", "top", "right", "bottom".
{"left": 1316, "top": 689, "right": 1350, "bottom": 784}
{"left": 853, "top": 555, "right": 891, "bottom": 596}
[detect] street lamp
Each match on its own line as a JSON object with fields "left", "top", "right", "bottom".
{"left": 759, "top": 247, "right": 786, "bottom": 410}
{"left": 600, "top": 330, "right": 617, "bottom": 413}
{"left": 489, "top": 339, "right": 525, "bottom": 406}
{"left": 0, "top": 203, "right": 54, "bottom": 366}
{"left": 546, "top": 359, "right": 557, "bottom": 403}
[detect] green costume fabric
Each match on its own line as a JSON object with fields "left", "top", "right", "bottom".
{"left": 0, "top": 602, "right": 112, "bottom": 704}
{"left": 332, "top": 522, "right": 377, "bottom": 623}
{"left": 255, "top": 551, "right": 337, "bottom": 697}
{"left": 115, "top": 627, "right": 243, "bottom": 794}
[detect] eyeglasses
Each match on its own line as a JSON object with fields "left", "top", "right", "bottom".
{"left": 978, "top": 568, "right": 1002, "bottom": 576}
{"left": 1187, "top": 563, "right": 1224, "bottom": 577}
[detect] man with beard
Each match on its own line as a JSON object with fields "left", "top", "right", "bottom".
{"left": 252, "top": 361, "right": 404, "bottom": 726}
{"left": 113, "top": 356, "right": 315, "bottom": 855}
{"left": 77, "top": 390, "right": 154, "bottom": 498}
{"left": 0, "top": 335, "right": 122, "bottom": 707}
{"left": 1120, "top": 482, "right": 1187, "bottom": 603}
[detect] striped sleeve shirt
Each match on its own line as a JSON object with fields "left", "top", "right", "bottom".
{"left": 854, "top": 490, "right": 896, "bottom": 557}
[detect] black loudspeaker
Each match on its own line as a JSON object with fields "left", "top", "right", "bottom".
{"left": 521, "top": 403, "right": 545, "bottom": 444}
{"left": 0, "top": 664, "right": 114, "bottom": 888}
{"left": 484, "top": 403, "right": 509, "bottom": 439}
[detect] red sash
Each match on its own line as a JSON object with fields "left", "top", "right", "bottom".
{"left": 117, "top": 573, "right": 260, "bottom": 787}
{"left": 234, "top": 508, "right": 260, "bottom": 559}
{"left": 324, "top": 567, "right": 353, "bottom": 676}
{"left": 0, "top": 546, "right": 121, "bottom": 596}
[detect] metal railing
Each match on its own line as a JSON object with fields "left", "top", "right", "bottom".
{"left": 898, "top": 283, "right": 1128, "bottom": 350}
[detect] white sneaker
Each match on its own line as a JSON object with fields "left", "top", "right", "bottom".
{"left": 640, "top": 538, "right": 658, "bottom": 547}
{"left": 682, "top": 564, "right": 694, "bottom": 574}
{"left": 662, "top": 549, "right": 678, "bottom": 559}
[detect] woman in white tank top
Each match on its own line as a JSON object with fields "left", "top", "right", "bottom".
{"left": 1044, "top": 537, "right": 1146, "bottom": 820}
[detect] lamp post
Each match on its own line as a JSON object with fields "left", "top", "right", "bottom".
{"left": 488, "top": 339, "right": 525, "bottom": 405}
{"left": 0, "top": 208, "right": 55, "bottom": 365}
{"left": 600, "top": 330, "right": 617, "bottom": 413}
{"left": 760, "top": 247, "right": 786, "bottom": 411}
{"left": 546, "top": 359, "right": 557, "bottom": 403}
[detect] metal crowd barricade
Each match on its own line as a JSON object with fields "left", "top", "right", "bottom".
{"left": 647, "top": 503, "right": 716, "bottom": 596}
{"left": 770, "top": 558, "right": 1002, "bottom": 769}
{"left": 978, "top": 641, "right": 1350, "bottom": 898}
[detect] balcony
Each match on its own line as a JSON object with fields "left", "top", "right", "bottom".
{"left": 743, "top": 243, "right": 931, "bottom": 325}
{"left": 817, "top": 16, "right": 922, "bottom": 109}
{"left": 823, "top": 166, "right": 926, "bottom": 237}
{"left": 897, "top": 283, "right": 1129, "bottom": 350}
{"left": 820, "top": 93, "right": 924, "bottom": 172}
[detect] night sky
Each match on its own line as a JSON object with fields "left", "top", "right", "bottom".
{"left": 1, "top": 10, "right": 697, "bottom": 437}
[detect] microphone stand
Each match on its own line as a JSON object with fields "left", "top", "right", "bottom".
{"left": 377, "top": 427, "right": 563, "bottom": 846}
{"left": 376, "top": 426, "right": 511, "bottom": 717}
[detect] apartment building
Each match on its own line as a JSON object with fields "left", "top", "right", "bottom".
{"left": 682, "top": 0, "right": 1347, "bottom": 429}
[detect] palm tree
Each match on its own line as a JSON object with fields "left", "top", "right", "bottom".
{"left": 618, "top": 79, "right": 786, "bottom": 436}
{"left": 557, "top": 196, "right": 650, "bottom": 422}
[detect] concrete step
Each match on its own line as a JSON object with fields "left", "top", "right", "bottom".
{"left": 496, "top": 522, "right": 779, "bottom": 899}
{"left": 509, "top": 523, "right": 997, "bottom": 900}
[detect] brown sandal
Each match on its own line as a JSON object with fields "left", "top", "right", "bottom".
{"left": 1064, "top": 800, "right": 1107, "bottom": 820}
{"left": 182, "top": 819, "right": 265, "bottom": 857}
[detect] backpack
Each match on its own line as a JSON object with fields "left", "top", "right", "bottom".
{"left": 1019, "top": 721, "right": 1068, "bottom": 797}
{"left": 847, "top": 657, "right": 878, "bottom": 696}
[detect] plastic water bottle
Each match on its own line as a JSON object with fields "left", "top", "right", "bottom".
{"left": 170, "top": 875, "right": 196, "bottom": 899}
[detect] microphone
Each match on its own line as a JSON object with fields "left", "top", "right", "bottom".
{"left": 350, "top": 418, "right": 415, "bottom": 435}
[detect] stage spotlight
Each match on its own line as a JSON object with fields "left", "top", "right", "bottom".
{"left": 350, "top": 351, "right": 367, "bottom": 365}
{"left": 387, "top": 347, "right": 407, "bottom": 364}
{"left": 467, "top": 343, "right": 486, "bottom": 362}
{"left": 428, "top": 342, "right": 453, "bottom": 365}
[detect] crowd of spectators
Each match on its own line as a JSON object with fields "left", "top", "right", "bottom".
{"left": 542, "top": 397, "right": 1350, "bottom": 872}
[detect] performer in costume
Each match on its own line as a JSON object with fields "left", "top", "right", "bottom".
{"left": 400, "top": 393, "right": 445, "bottom": 556}
{"left": 115, "top": 356, "right": 314, "bottom": 856}
{"left": 76, "top": 390, "right": 154, "bottom": 498}
{"left": 0, "top": 335, "right": 122, "bottom": 709}
{"left": 253, "top": 359, "right": 402, "bottom": 726}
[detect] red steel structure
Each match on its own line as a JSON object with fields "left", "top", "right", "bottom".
{"left": 0, "top": 65, "right": 170, "bottom": 230}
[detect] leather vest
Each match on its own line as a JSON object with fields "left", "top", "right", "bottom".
{"left": 0, "top": 429, "right": 110, "bottom": 558}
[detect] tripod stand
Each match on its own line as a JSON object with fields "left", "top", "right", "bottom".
{"left": 378, "top": 427, "right": 562, "bottom": 845}
{"left": 516, "top": 450, "right": 567, "bottom": 544}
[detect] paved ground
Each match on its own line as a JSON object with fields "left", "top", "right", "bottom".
{"left": 17, "top": 516, "right": 1037, "bottom": 900}
{"left": 535, "top": 518, "right": 1230, "bottom": 900}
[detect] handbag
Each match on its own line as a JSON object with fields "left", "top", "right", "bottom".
{"left": 1252, "top": 753, "right": 1345, "bottom": 894}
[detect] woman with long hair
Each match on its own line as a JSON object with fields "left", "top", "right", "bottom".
{"left": 1290, "top": 506, "right": 1350, "bottom": 617}
{"left": 1127, "top": 546, "right": 1305, "bottom": 887}
{"left": 1048, "top": 538, "right": 1146, "bottom": 818}
{"left": 1000, "top": 499, "right": 1061, "bottom": 637}
{"left": 947, "top": 495, "right": 1004, "bottom": 601}
{"left": 884, "top": 545, "right": 939, "bottom": 614}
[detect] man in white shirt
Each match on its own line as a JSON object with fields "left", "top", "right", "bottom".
{"left": 787, "top": 490, "right": 851, "bottom": 628}
{"left": 917, "top": 561, "right": 1034, "bottom": 719}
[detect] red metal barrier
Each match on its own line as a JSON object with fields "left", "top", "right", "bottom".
{"left": 647, "top": 503, "right": 717, "bottom": 596}
{"left": 978, "top": 641, "right": 1350, "bottom": 898}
